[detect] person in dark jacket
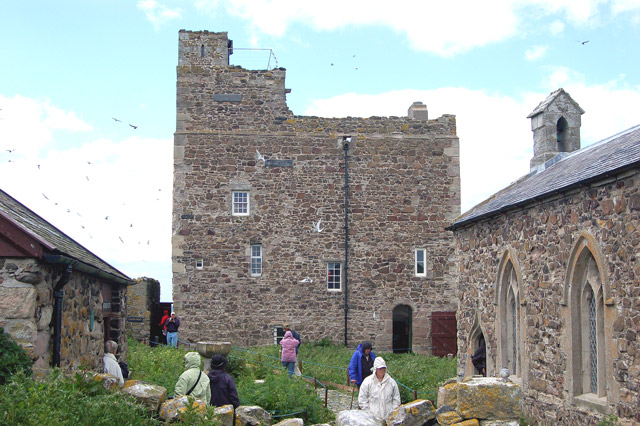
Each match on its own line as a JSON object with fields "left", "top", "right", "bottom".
{"left": 472, "top": 337, "right": 486, "bottom": 376}
{"left": 165, "top": 312, "right": 180, "bottom": 348}
{"left": 207, "top": 354, "right": 240, "bottom": 408}
{"left": 348, "top": 341, "right": 375, "bottom": 388}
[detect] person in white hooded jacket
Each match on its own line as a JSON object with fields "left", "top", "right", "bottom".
{"left": 357, "top": 357, "right": 401, "bottom": 419}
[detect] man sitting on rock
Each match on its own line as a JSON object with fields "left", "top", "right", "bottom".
{"left": 358, "top": 357, "right": 400, "bottom": 419}
{"left": 103, "top": 340, "right": 124, "bottom": 386}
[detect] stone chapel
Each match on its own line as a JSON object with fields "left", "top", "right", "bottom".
{"left": 171, "top": 30, "right": 460, "bottom": 353}
{"left": 448, "top": 89, "right": 640, "bottom": 424}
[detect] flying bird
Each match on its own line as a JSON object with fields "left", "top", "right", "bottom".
{"left": 129, "top": 124, "right": 138, "bottom": 129}
{"left": 312, "top": 219, "right": 324, "bottom": 233}
{"left": 119, "top": 236, "right": 124, "bottom": 243}
{"left": 105, "top": 216, "right": 109, "bottom": 220}
{"left": 256, "top": 149, "right": 265, "bottom": 162}
{"left": 42, "top": 193, "right": 49, "bottom": 200}
{"left": 579, "top": 40, "right": 589, "bottom": 45}
{"left": 112, "top": 117, "right": 122, "bottom": 122}
{"left": 299, "top": 277, "right": 313, "bottom": 284}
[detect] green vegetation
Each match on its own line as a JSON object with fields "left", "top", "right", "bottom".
{"left": 0, "top": 337, "right": 456, "bottom": 425}
{"left": 0, "top": 327, "right": 33, "bottom": 385}
{"left": 597, "top": 414, "right": 621, "bottom": 426}
{"left": 229, "top": 339, "right": 457, "bottom": 403}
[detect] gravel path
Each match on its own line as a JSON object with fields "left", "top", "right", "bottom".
{"left": 317, "top": 389, "right": 358, "bottom": 414}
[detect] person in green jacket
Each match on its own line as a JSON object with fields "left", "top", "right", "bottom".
{"left": 174, "top": 352, "right": 211, "bottom": 404}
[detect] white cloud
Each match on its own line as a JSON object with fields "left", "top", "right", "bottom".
{"left": 525, "top": 45, "right": 549, "bottom": 61}
{"left": 0, "top": 95, "right": 93, "bottom": 157}
{"left": 0, "top": 97, "right": 173, "bottom": 280}
{"left": 137, "top": 0, "right": 182, "bottom": 28}
{"left": 304, "top": 71, "right": 640, "bottom": 212}
{"left": 549, "top": 20, "right": 565, "bottom": 35}
{"left": 194, "top": 0, "right": 636, "bottom": 56}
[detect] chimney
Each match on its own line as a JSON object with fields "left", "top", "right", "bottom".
{"left": 408, "top": 102, "right": 428, "bottom": 121}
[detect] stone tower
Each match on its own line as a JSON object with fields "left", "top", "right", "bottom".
{"left": 172, "top": 30, "right": 460, "bottom": 353}
{"left": 527, "top": 88, "right": 584, "bottom": 170}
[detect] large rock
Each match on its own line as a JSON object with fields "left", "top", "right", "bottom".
{"left": 437, "top": 381, "right": 458, "bottom": 408}
{"left": 454, "top": 420, "right": 479, "bottom": 426}
{"left": 92, "top": 373, "right": 122, "bottom": 390}
{"left": 455, "top": 377, "right": 520, "bottom": 420}
{"left": 436, "top": 405, "right": 463, "bottom": 426}
{"left": 335, "top": 410, "right": 385, "bottom": 426}
{"left": 479, "top": 421, "right": 519, "bottom": 426}
{"left": 387, "top": 399, "right": 436, "bottom": 426}
{"left": 236, "top": 405, "right": 272, "bottom": 426}
{"left": 159, "top": 396, "right": 207, "bottom": 422}
{"left": 214, "top": 404, "right": 235, "bottom": 426}
{"left": 122, "top": 380, "right": 167, "bottom": 413}
{"left": 273, "top": 419, "right": 304, "bottom": 426}
{"left": 0, "top": 287, "right": 36, "bottom": 319}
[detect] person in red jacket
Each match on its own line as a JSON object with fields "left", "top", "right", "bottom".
{"left": 158, "top": 310, "right": 170, "bottom": 344}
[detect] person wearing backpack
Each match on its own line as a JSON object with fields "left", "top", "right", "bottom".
{"left": 174, "top": 352, "right": 211, "bottom": 404}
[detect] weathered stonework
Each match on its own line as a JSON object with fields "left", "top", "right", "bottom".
{"left": 0, "top": 258, "right": 128, "bottom": 376}
{"left": 127, "top": 277, "right": 160, "bottom": 342}
{"left": 451, "top": 92, "right": 640, "bottom": 424}
{"left": 172, "top": 30, "right": 460, "bottom": 351}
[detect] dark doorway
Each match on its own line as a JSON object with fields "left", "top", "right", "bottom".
{"left": 393, "top": 305, "right": 412, "bottom": 353}
{"left": 431, "top": 311, "right": 457, "bottom": 357}
{"left": 151, "top": 302, "right": 173, "bottom": 346}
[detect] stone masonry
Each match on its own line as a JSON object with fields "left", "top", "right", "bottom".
{"left": 172, "top": 30, "right": 460, "bottom": 351}
{"left": 126, "top": 277, "right": 160, "bottom": 342}
{"left": 0, "top": 258, "right": 128, "bottom": 376}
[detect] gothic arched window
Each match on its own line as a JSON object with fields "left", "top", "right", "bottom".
{"left": 496, "top": 255, "right": 521, "bottom": 378}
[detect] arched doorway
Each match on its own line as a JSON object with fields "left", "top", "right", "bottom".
{"left": 392, "top": 305, "right": 412, "bottom": 353}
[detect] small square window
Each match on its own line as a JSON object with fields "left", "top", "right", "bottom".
{"left": 327, "top": 262, "right": 342, "bottom": 291}
{"left": 273, "top": 326, "right": 284, "bottom": 344}
{"left": 232, "top": 191, "right": 249, "bottom": 216}
{"left": 196, "top": 258, "right": 204, "bottom": 270}
{"left": 415, "top": 249, "right": 427, "bottom": 277}
{"left": 251, "top": 244, "right": 262, "bottom": 277}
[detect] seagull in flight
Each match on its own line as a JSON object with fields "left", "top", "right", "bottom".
{"left": 312, "top": 219, "right": 324, "bottom": 233}
{"left": 256, "top": 149, "right": 265, "bottom": 162}
{"left": 579, "top": 40, "right": 589, "bottom": 45}
{"left": 112, "top": 117, "right": 121, "bottom": 122}
{"left": 299, "top": 277, "right": 313, "bottom": 284}
{"left": 129, "top": 124, "right": 138, "bottom": 129}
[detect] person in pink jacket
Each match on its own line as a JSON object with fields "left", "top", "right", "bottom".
{"left": 279, "top": 330, "right": 300, "bottom": 378}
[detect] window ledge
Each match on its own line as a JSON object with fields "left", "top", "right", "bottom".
{"left": 573, "top": 393, "right": 608, "bottom": 414}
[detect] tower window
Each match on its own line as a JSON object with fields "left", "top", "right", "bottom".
{"left": 556, "top": 116, "right": 568, "bottom": 152}
{"left": 201, "top": 44, "right": 205, "bottom": 58}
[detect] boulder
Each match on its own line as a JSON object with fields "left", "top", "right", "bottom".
{"left": 273, "top": 418, "right": 304, "bottom": 426}
{"left": 213, "top": 404, "right": 235, "bottom": 426}
{"left": 437, "top": 381, "right": 458, "bottom": 408}
{"left": 453, "top": 420, "right": 479, "bottom": 426}
{"left": 456, "top": 377, "right": 520, "bottom": 420}
{"left": 158, "top": 396, "right": 207, "bottom": 422}
{"left": 236, "top": 405, "right": 272, "bottom": 426}
{"left": 335, "top": 410, "right": 385, "bottom": 426}
{"left": 479, "top": 421, "right": 519, "bottom": 426}
{"left": 121, "top": 380, "right": 167, "bottom": 413}
{"left": 92, "top": 373, "right": 122, "bottom": 390}
{"left": 436, "top": 405, "right": 463, "bottom": 426}
{"left": 387, "top": 399, "right": 436, "bottom": 426}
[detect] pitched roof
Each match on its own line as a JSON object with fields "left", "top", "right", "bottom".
{"left": 449, "top": 123, "right": 640, "bottom": 230}
{"left": 0, "top": 188, "right": 132, "bottom": 284}
{"left": 526, "top": 88, "right": 585, "bottom": 118}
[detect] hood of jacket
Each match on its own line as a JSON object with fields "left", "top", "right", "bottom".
{"left": 184, "top": 352, "right": 201, "bottom": 370}
{"left": 284, "top": 331, "right": 293, "bottom": 339}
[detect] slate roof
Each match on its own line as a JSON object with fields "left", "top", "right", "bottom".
{"left": 526, "top": 88, "right": 585, "bottom": 118}
{"left": 449, "top": 123, "right": 640, "bottom": 230}
{"left": 0, "top": 188, "right": 132, "bottom": 283}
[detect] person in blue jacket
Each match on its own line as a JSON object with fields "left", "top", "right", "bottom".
{"left": 348, "top": 341, "right": 375, "bottom": 388}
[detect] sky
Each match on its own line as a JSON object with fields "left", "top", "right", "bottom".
{"left": 1, "top": 0, "right": 639, "bottom": 302}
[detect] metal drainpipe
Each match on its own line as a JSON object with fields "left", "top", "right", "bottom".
{"left": 343, "top": 137, "right": 351, "bottom": 347}
{"left": 52, "top": 265, "right": 72, "bottom": 368}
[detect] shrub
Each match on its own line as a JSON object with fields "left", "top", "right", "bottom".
{"left": 127, "top": 338, "right": 189, "bottom": 395}
{"left": 0, "top": 369, "right": 157, "bottom": 425}
{"left": 0, "top": 326, "right": 33, "bottom": 384}
{"left": 237, "top": 370, "right": 334, "bottom": 424}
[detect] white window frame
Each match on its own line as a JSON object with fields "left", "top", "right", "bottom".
{"left": 273, "top": 326, "right": 285, "bottom": 344}
{"left": 195, "top": 258, "right": 204, "bottom": 270}
{"left": 327, "top": 262, "right": 342, "bottom": 292}
{"left": 232, "top": 191, "right": 250, "bottom": 216}
{"left": 415, "top": 248, "right": 427, "bottom": 277}
{"left": 251, "top": 244, "right": 262, "bottom": 277}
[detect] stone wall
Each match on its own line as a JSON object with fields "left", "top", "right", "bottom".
{"left": 127, "top": 277, "right": 160, "bottom": 342}
{"left": 453, "top": 170, "right": 640, "bottom": 424}
{"left": 0, "top": 258, "right": 128, "bottom": 376}
{"left": 172, "top": 30, "right": 460, "bottom": 351}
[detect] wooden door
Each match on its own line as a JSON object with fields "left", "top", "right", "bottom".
{"left": 431, "top": 311, "right": 457, "bottom": 357}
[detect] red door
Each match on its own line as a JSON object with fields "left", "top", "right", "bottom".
{"left": 431, "top": 311, "right": 457, "bottom": 357}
